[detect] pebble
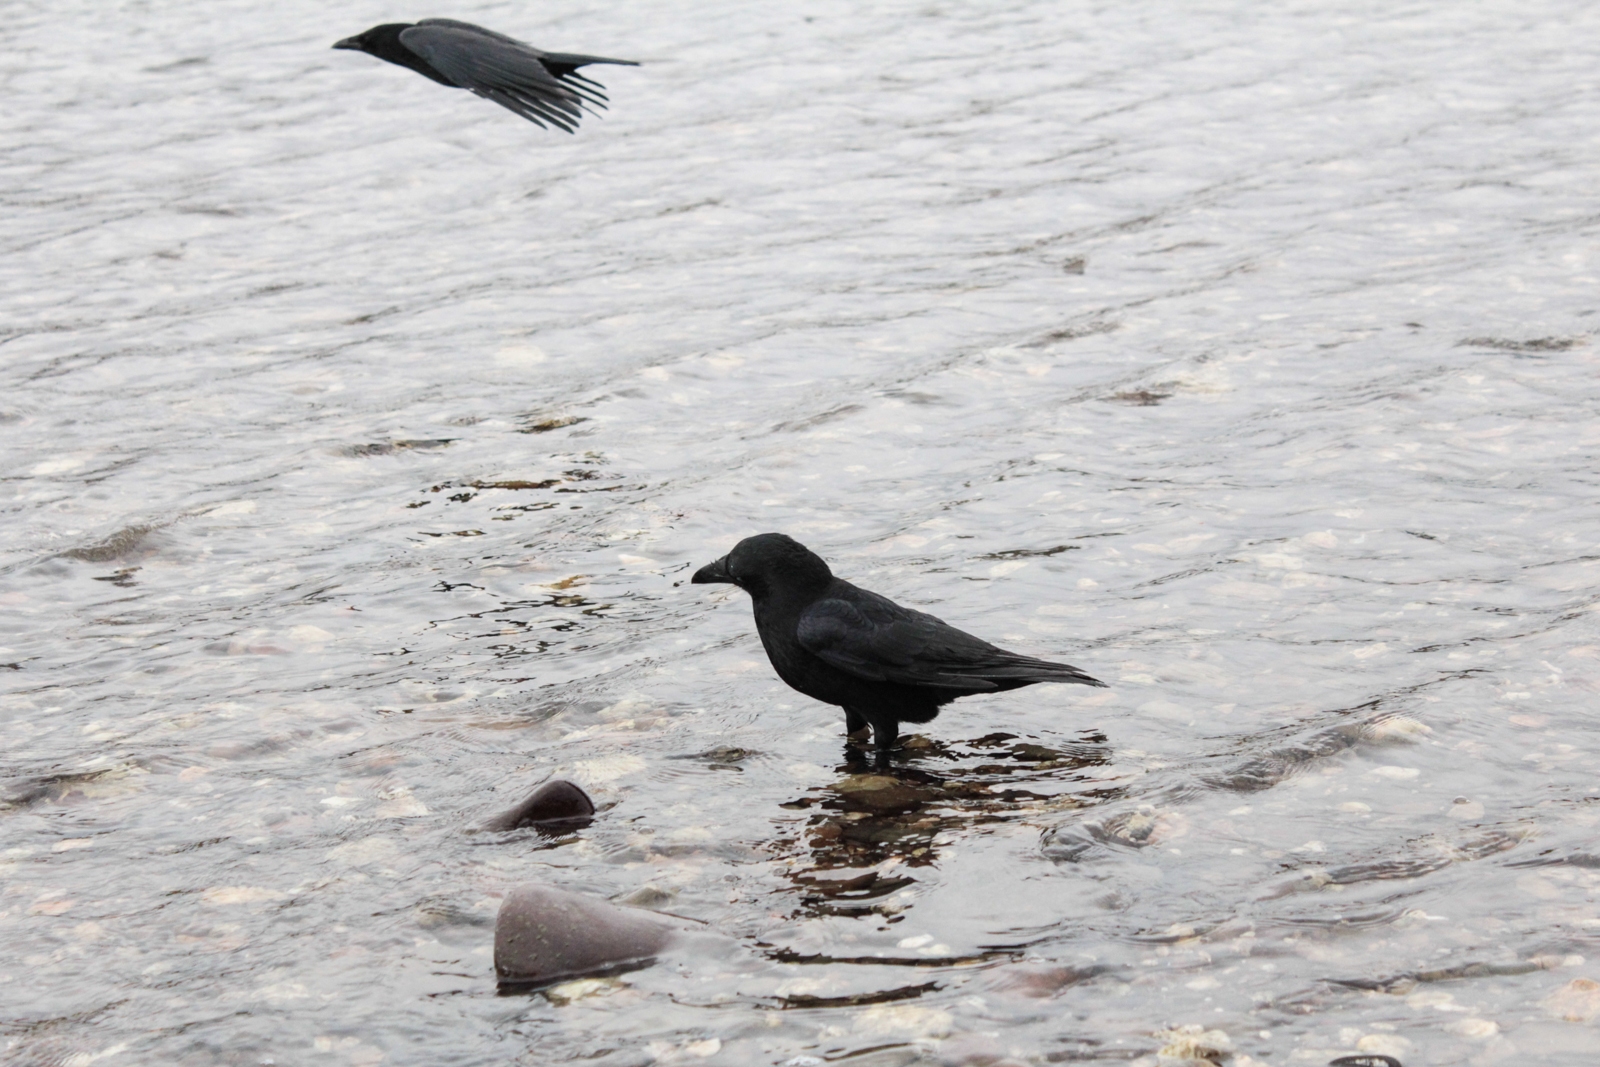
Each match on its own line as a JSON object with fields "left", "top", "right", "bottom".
{"left": 1362, "top": 716, "right": 1431, "bottom": 742}
{"left": 1155, "top": 1024, "right": 1232, "bottom": 1064}
{"left": 542, "top": 977, "right": 624, "bottom": 1004}
{"left": 1446, "top": 797, "right": 1484, "bottom": 819}
{"left": 851, "top": 1004, "right": 952, "bottom": 1039}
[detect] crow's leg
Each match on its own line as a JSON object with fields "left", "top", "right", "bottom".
{"left": 843, "top": 706, "right": 871, "bottom": 741}
{"left": 871, "top": 719, "right": 899, "bottom": 765}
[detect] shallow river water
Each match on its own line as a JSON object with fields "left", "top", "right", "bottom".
{"left": 4, "top": 1, "right": 1600, "bottom": 1065}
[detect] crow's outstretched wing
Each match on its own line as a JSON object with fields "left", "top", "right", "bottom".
{"left": 538, "top": 51, "right": 642, "bottom": 76}
{"left": 399, "top": 21, "right": 588, "bottom": 131}
{"left": 533, "top": 51, "right": 639, "bottom": 110}
{"left": 796, "top": 588, "right": 1103, "bottom": 692}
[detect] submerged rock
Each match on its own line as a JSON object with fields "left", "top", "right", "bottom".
{"left": 1156, "top": 1024, "right": 1232, "bottom": 1065}
{"left": 1544, "top": 977, "right": 1600, "bottom": 1023}
{"left": 613, "top": 884, "right": 677, "bottom": 909}
{"left": 481, "top": 779, "right": 595, "bottom": 832}
{"left": 988, "top": 962, "right": 1112, "bottom": 998}
{"left": 494, "top": 883, "right": 676, "bottom": 987}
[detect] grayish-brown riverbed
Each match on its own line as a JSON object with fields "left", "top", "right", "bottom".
{"left": 4, "top": 1, "right": 1599, "bottom": 1064}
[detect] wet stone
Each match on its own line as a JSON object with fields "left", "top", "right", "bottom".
{"left": 988, "top": 963, "right": 1113, "bottom": 998}
{"left": 2, "top": 768, "right": 133, "bottom": 810}
{"left": 480, "top": 779, "right": 596, "bottom": 833}
{"left": 415, "top": 899, "right": 493, "bottom": 928}
{"left": 58, "top": 524, "right": 159, "bottom": 563}
{"left": 669, "top": 745, "right": 756, "bottom": 768}
{"left": 542, "top": 976, "right": 627, "bottom": 1005}
{"left": 1155, "top": 1024, "right": 1232, "bottom": 1064}
{"left": 518, "top": 415, "right": 587, "bottom": 433}
{"left": 494, "top": 884, "right": 677, "bottom": 988}
{"left": 1046, "top": 803, "right": 1188, "bottom": 858}
{"left": 1109, "top": 389, "right": 1172, "bottom": 406}
{"left": 612, "top": 885, "right": 677, "bottom": 910}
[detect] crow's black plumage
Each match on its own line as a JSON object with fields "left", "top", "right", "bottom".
{"left": 692, "top": 533, "right": 1104, "bottom": 756}
{"left": 333, "top": 19, "right": 637, "bottom": 132}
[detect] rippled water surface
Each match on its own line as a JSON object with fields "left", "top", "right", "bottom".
{"left": 5, "top": 1, "right": 1600, "bottom": 1064}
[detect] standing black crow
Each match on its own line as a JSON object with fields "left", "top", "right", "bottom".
{"left": 332, "top": 19, "right": 637, "bottom": 132}
{"left": 692, "top": 533, "right": 1104, "bottom": 757}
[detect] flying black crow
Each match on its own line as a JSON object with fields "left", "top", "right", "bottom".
{"left": 693, "top": 533, "right": 1104, "bottom": 757}
{"left": 333, "top": 19, "right": 637, "bottom": 132}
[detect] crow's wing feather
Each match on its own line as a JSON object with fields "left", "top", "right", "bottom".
{"left": 797, "top": 597, "right": 996, "bottom": 692}
{"left": 413, "top": 19, "right": 532, "bottom": 49}
{"left": 537, "top": 55, "right": 635, "bottom": 107}
{"left": 798, "top": 590, "right": 1103, "bottom": 692}
{"left": 538, "top": 51, "right": 641, "bottom": 70}
{"left": 410, "top": 21, "right": 638, "bottom": 69}
{"left": 399, "top": 23, "right": 584, "bottom": 129}
{"left": 537, "top": 50, "right": 636, "bottom": 75}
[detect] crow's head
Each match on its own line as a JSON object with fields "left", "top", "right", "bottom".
{"left": 692, "top": 533, "right": 833, "bottom": 600}
{"left": 333, "top": 24, "right": 419, "bottom": 61}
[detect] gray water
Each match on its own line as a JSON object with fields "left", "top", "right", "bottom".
{"left": 4, "top": 1, "right": 1599, "bottom": 1064}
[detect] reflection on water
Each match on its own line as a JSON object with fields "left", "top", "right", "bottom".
{"left": 6, "top": 0, "right": 1600, "bottom": 1063}
{"left": 776, "top": 734, "right": 1111, "bottom": 921}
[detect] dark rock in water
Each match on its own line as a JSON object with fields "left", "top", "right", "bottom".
{"left": 989, "top": 962, "right": 1113, "bottom": 998}
{"left": 669, "top": 745, "right": 756, "bottom": 768}
{"left": 1328, "top": 1056, "right": 1402, "bottom": 1067}
{"left": 482, "top": 779, "right": 595, "bottom": 832}
{"left": 494, "top": 883, "right": 676, "bottom": 987}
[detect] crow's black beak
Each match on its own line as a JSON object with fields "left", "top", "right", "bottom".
{"left": 332, "top": 36, "right": 361, "bottom": 50}
{"left": 691, "top": 556, "right": 735, "bottom": 585}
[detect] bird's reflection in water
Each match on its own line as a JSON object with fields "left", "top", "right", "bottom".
{"left": 772, "top": 731, "right": 1115, "bottom": 919}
